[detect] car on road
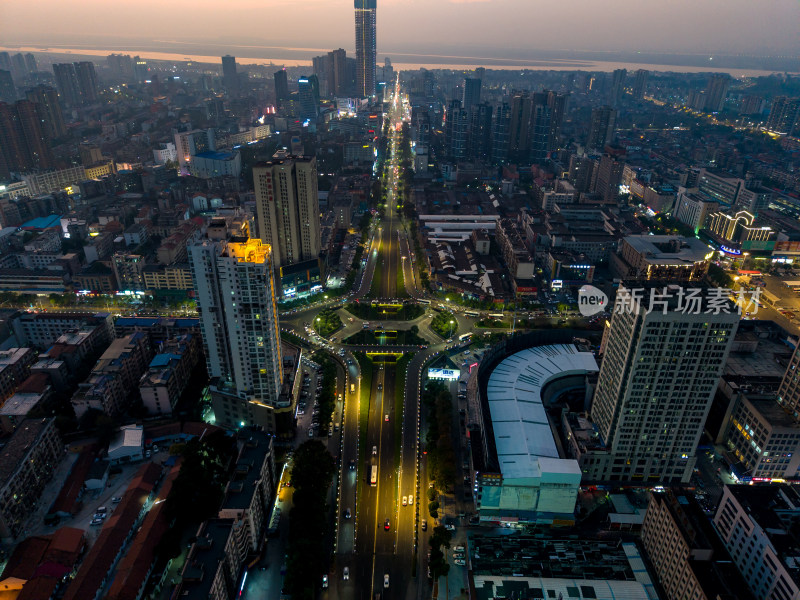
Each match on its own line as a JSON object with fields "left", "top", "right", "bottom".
{"left": 421, "top": 519, "right": 427, "bottom": 531}
{"left": 111, "top": 497, "right": 122, "bottom": 504}
{"left": 343, "top": 566, "right": 350, "bottom": 580}
{"left": 402, "top": 496, "right": 407, "bottom": 506}
{"left": 377, "top": 383, "right": 383, "bottom": 390}
{"left": 454, "top": 558, "right": 466, "bottom": 566}
{"left": 408, "top": 495, "right": 413, "bottom": 505}
{"left": 345, "top": 508, "right": 351, "bottom": 519}
{"left": 385, "top": 414, "right": 389, "bottom": 422}
{"left": 384, "top": 574, "right": 390, "bottom": 588}
{"left": 384, "top": 518, "right": 390, "bottom": 530}
{"left": 308, "top": 428, "right": 314, "bottom": 437}
{"left": 349, "top": 459, "right": 356, "bottom": 470}
{"left": 90, "top": 518, "right": 104, "bottom": 526}
{"left": 322, "top": 574, "right": 328, "bottom": 588}
{"left": 372, "top": 446, "right": 377, "bottom": 455}
{"left": 445, "top": 524, "right": 456, "bottom": 531}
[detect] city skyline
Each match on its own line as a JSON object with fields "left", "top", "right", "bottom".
{"left": 1, "top": 0, "right": 798, "bottom": 61}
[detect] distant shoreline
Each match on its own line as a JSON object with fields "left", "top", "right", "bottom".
{"left": 2, "top": 44, "right": 796, "bottom": 78}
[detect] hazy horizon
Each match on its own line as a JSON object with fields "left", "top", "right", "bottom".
{"left": 2, "top": 0, "right": 799, "bottom": 59}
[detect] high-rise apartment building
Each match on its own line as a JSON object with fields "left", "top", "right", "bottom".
{"left": 766, "top": 96, "right": 800, "bottom": 136}
{"left": 588, "top": 284, "right": 739, "bottom": 482}
{"left": 593, "top": 152, "right": 624, "bottom": 203}
{"left": 0, "top": 71, "right": 15, "bottom": 104}
{"left": 444, "top": 99, "right": 468, "bottom": 160}
{"left": 467, "top": 103, "right": 493, "bottom": 162}
{"left": 73, "top": 61, "right": 99, "bottom": 104}
{"left": 777, "top": 342, "right": 800, "bottom": 418}
{"left": 491, "top": 102, "right": 511, "bottom": 164}
{"left": 52, "top": 63, "right": 82, "bottom": 108}
{"left": 26, "top": 85, "right": 67, "bottom": 139}
{"left": 328, "top": 48, "right": 348, "bottom": 96}
{"left": 189, "top": 212, "right": 284, "bottom": 433}
{"left": 461, "top": 76, "right": 481, "bottom": 111}
{"left": 354, "top": 0, "right": 377, "bottom": 96}
{"left": 529, "top": 102, "right": 552, "bottom": 163}
{"left": 221, "top": 55, "right": 239, "bottom": 94}
{"left": 274, "top": 69, "right": 289, "bottom": 108}
{"left": 14, "top": 100, "right": 54, "bottom": 170}
{"left": 23, "top": 54, "right": 37, "bottom": 76}
{"left": 0, "top": 100, "right": 55, "bottom": 175}
{"left": 253, "top": 153, "right": 320, "bottom": 270}
{"left": 632, "top": 69, "right": 649, "bottom": 100}
{"left": 703, "top": 74, "right": 730, "bottom": 113}
{"left": 546, "top": 91, "right": 568, "bottom": 152}
{"left": 586, "top": 105, "right": 617, "bottom": 150}
{"left": 609, "top": 68, "right": 627, "bottom": 107}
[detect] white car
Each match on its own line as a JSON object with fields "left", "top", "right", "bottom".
{"left": 343, "top": 566, "right": 350, "bottom": 580}
{"left": 402, "top": 496, "right": 407, "bottom": 506}
{"left": 408, "top": 495, "right": 413, "bottom": 505}
{"left": 384, "top": 574, "right": 390, "bottom": 588}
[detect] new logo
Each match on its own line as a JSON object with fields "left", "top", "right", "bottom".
{"left": 578, "top": 285, "right": 608, "bottom": 316}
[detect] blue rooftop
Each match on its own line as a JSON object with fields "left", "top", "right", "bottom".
{"left": 115, "top": 317, "right": 159, "bottom": 327}
{"left": 150, "top": 353, "right": 181, "bottom": 368}
{"left": 21, "top": 214, "right": 61, "bottom": 230}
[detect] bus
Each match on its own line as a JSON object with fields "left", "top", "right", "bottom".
{"left": 464, "top": 311, "right": 480, "bottom": 318}
{"left": 370, "top": 465, "right": 378, "bottom": 485}
{"left": 458, "top": 333, "right": 473, "bottom": 342}
{"left": 417, "top": 298, "right": 431, "bottom": 305}
{"left": 488, "top": 313, "right": 504, "bottom": 319}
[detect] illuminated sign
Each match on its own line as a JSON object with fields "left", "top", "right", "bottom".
{"left": 721, "top": 246, "right": 742, "bottom": 255}
{"left": 428, "top": 368, "right": 460, "bottom": 380}
{"left": 551, "top": 280, "right": 563, "bottom": 290}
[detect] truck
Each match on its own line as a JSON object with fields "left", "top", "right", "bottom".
{"left": 371, "top": 464, "right": 378, "bottom": 485}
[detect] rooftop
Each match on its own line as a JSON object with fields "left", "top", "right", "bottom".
{"left": 109, "top": 425, "right": 143, "bottom": 453}
{"left": 221, "top": 431, "right": 273, "bottom": 511}
{"left": 486, "top": 344, "right": 597, "bottom": 480}
{"left": 623, "top": 235, "right": 712, "bottom": 266}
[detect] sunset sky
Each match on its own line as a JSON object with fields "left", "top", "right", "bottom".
{"left": 1, "top": 0, "right": 798, "bottom": 58}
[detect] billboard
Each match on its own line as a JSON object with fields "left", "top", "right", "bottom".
{"left": 428, "top": 368, "right": 460, "bottom": 380}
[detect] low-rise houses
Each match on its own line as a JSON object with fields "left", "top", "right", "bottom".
{"left": 71, "top": 332, "right": 153, "bottom": 418}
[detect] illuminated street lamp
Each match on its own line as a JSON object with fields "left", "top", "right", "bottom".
{"left": 449, "top": 320, "right": 455, "bottom": 337}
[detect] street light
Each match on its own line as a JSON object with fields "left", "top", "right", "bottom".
{"left": 449, "top": 320, "right": 454, "bottom": 338}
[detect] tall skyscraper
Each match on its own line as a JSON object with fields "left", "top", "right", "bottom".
{"left": 467, "top": 103, "right": 493, "bottom": 162}
{"left": 0, "top": 100, "right": 55, "bottom": 175}
{"left": 589, "top": 284, "right": 739, "bottom": 482}
{"left": 546, "top": 91, "right": 568, "bottom": 152}
{"left": 609, "top": 68, "right": 627, "bottom": 107}
{"left": 274, "top": 69, "right": 289, "bottom": 108}
{"left": 26, "top": 85, "right": 67, "bottom": 139}
{"left": 328, "top": 48, "right": 348, "bottom": 96}
{"left": 491, "top": 102, "right": 511, "bottom": 164}
{"left": 221, "top": 55, "right": 239, "bottom": 94}
{"left": 14, "top": 100, "right": 55, "bottom": 170}
{"left": 444, "top": 99, "right": 469, "bottom": 160}
{"left": 766, "top": 96, "right": 800, "bottom": 136}
{"left": 462, "top": 76, "right": 482, "bottom": 111}
{"left": 52, "top": 63, "right": 82, "bottom": 108}
{"left": 593, "top": 152, "right": 625, "bottom": 203}
{"left": 298, "top": 75, "right": 320, "bottom": 120}
{"left": 73, "top": 61, "right": 99, "bottom": 104}
{"left": 24, "top": 54, "right": 37, "bottom": 75}
{"left": 508, "top": 92, "right": 534, "bottom": 163}
{"left": 0, "top": 71, "right": 15, "bottom": 103}
{"left": 106, "top": 53, "right": 134, "bottom": 80}
{"left": 11, "top": 54, "right": 28, "bottom": 80}
{"left": 354, "top": 0, "right": 377, "bottom": 96}
{"left": 703, "top": 74, "right": 730, "bottom": 113}
{"left": 777, "top": 343, "right": 800, "bottom": 418}
{"left": 0, "top": 53, "right": 10, "bottom": 73}
{"left": 632, "top": 69, "right": 649, "bottom": 100}
{"left": 528, "top": 99, "right": 551, "bottom": 163}
{"left": 586, "top": 105, "right": 617, "bottom": 150}
{"left": 253, "top": 153, "right": 321, "bottom": 270}
{"left": 133, "top": 56, "right": 148, "bottom": 83}
{"left": 188, "top": 212, "right": 284, "bottom": 433}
